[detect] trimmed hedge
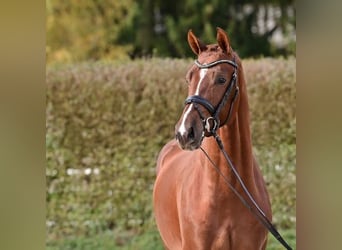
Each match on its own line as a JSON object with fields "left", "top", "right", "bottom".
{"left": 46, "top": 58, "right": 296, "bottom": 243}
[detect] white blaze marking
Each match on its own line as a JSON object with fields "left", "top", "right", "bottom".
{"left": 178, "top": 68, "right": 208, "bottom": 135}
{"left": 195, "top": 68, "right": 208, "bottom": 95}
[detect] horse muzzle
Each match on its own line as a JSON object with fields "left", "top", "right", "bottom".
{"left": 175, "top": 119, "right": 204, "bottom": 151}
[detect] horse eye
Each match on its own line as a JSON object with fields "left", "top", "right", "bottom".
{"left": 217, "top": 77, "right": 226, "bottom": 84}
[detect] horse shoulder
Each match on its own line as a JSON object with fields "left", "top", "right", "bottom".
{"left": 154, "top": 139, "right": 184, "bottom": 249}
{"left": 156, "top": 139, "right": 180, "bottom": 175}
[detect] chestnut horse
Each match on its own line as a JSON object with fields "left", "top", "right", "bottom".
{"left": 153, "top": 28, "right": 272, "bottom": 250}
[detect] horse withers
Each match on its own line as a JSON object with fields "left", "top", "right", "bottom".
{"left": 153, "top": 28, "right": 272, "bottom": 250}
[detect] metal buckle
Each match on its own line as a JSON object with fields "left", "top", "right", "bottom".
{"left": 205, "top": 117, "right": 218, "bottom": 134}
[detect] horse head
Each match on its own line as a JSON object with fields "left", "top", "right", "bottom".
{"left": 175, "top": 27, "right": 241, "bottom": 150}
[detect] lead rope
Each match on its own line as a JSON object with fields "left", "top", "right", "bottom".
{"left": 200, "top": 134, "right": 293, "bottom": 250}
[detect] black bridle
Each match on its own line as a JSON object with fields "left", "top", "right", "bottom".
{"left": 184, "top": 58, "right": 239, "bottom": 136}
{"left": 183, "top": 58, "right": 293, "bottom": 250}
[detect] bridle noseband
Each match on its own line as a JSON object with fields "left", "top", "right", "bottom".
{"left": 184, "top": 58, "right": 239, "bottom": 136}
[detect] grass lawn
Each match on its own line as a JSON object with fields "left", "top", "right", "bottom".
{"left": 47, "top": 228, "right": 295, "bottom": 250}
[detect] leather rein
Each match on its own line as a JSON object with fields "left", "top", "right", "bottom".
{"left": 184, "top": 58, "right": 293, "bottom": 250}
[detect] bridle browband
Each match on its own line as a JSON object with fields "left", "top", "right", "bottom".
{"left": 183, "top": 57, "right": 293, "bottom": 250}
{"left": 185, "top": 58, "right": 239, "bottom": 136}
{"left": 194, "top": 58, "right": 238, "bottom": 69}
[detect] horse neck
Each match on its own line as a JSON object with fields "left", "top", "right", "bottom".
{"left": 201, "top": 68, "right": 255, "bottom": 191}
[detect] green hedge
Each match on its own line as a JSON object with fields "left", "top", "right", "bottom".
{"left": 46, "top": 58, "right": 296, "bottom": 244}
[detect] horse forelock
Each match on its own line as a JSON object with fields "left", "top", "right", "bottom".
{"left": 198, "top": 44, "right": 236, "bottom": 63}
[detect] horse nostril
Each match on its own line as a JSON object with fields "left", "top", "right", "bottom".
{"left": 188, "top": 127, "right": 195, "bottom": 140}
{"left": 175, "top": 126, "right": 196, "bottom": 149}
{"left": 175, "top": 132, "right": 180, "bottom": 141}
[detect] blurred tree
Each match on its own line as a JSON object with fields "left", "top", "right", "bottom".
{"left": 46, "top": 0, "right": 295, "bottom": 63}
{"left": 128, "top": 0, "right": 296, "bottom": 58}
{"left": 46, "top": 0, "right": 136, "bottom": 63}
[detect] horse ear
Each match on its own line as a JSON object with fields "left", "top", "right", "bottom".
{"left": 187, "top": 29, "right": 206, "bottom": 55}
{"left": 216, "top": 27, "right": 230, "bottom": 54}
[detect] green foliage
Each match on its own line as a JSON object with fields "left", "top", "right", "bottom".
{"left": 267, "top": 228, "right": 296, "bottom": 250}
{"left": 46, "top": 58, "right": 296, "bottom": 247}
{"left": 46, "top": 1, "right": 296, "bottom": 63}
{"left": 152, "top": 1, "right": 296, "bottom": 58}
{"left": 46, "top": 229, "right": 165, "bottom": 250}
{"left": 46, "top": 228, "right": 295, "bottom": 250}
{"left": 46, "top": 0, "right": 136, "bottom": 63}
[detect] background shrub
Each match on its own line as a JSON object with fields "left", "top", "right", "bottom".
{"left": 46, "top": 57, "right": 295, "bottom": 245}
